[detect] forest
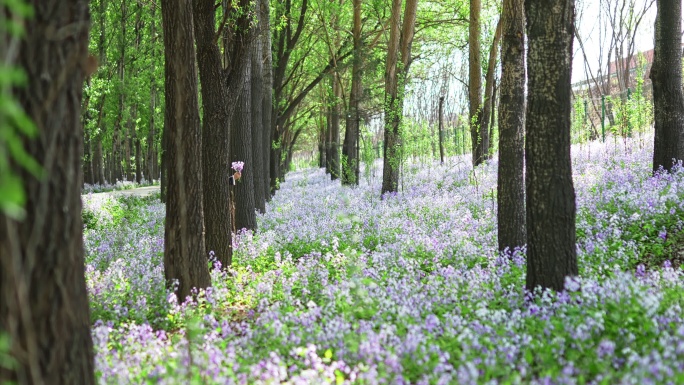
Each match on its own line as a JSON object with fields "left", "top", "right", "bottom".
{"left": 2, "top": 0, "right": 684, "bottom": 383}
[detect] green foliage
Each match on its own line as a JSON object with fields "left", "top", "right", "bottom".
{"left": 0, "top": 1, "right": 41, "bottom": 220}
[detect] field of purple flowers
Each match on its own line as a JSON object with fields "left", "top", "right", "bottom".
{"left": 82, "top": 135, "right": 684, "bottom": 384}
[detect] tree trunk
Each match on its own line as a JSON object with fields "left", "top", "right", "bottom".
{"left": 160, "top": 121, "right": 168, "bottom": 203}
{"left": 469, "top": 0, "right": 485, "bottom": 167}
{"left": 342, "top": 0, "right": 363, "bottom": 185}
{"left": 135, "top": 133, "right": 142, "bottom": 183}
{"left": 0, "top": 2, "right": 95, "bottom": 383}
{"left": 251, "top": 6, "right": 266, "bottom": 213}
{"left": 161, "top": 0, "right": 211, "bottom": 301}
{"left": 146, "top": 81, "right": 157, "bottom": 181}
{"left": 524, "top": 0, "right": 578, "bottom": 292}
{"left": 497, "top": 0, "right": 526, "bottom": 253}
{"left": 438, "top": 96, "right": 445, "bottom": 164}
{"left": 197, "top": 0, "right": 252, "bottom": 266}
{"left": 231, "top": 55, "right": 258, "bottom": 231}
{"left": 381, "top": 0, "right": 417, "bottom": 195}
{"left": 329, "top": 75, "right": 341, "bottom": 180}
{"left": 652, "top": 0, "right": 684, "bottom": 173}
{"left": 83, "top": 130, "right": 94, "bottom": 185}
{"left": 318, "top": 119, "right": 327, "bottom": 168}
{"left": 261, "top": 0, "right": 273, "bottom": 201}
{"left": 480, "top": 20, "right": 502, "bottom": 159}
{"left": 94, "top": 137, "right": 105, "bottom": 184}
{"left": 118, "top": 0, "right": 128, "bottom": 181}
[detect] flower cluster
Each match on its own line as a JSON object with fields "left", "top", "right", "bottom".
{"left": 86, "top": 133, "right": 684, "bottom": 384}
{"left": 232, "top": 161, "right": 245, "bottom": 173}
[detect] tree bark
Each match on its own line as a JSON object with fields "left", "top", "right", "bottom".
{"left": 381, "top": 0, "right": 418, "bottom": 194}
{"left": 251, "top": 3, "right": 266, "bottom": 213}
{"left": 651, "top": 0, "right": 684, "bottom": 173}
{"left": 438, "top": 96, "right": 445, "bottom": 164}
{"left": 497, "top": 0, "right": 526, "bottom": 253}
{"left": 194, "top": 0, "right": 252, "bottom": 266}
{"left": 342, "top": 0, "right": 363, "bottom": 185}
{"left": 161, "top": 0, "right": 211, "bottom": 301}
{"left": 261, "top": 0, "right": 273, "bottom": 201}
{"left": 469, "top": 0, "right": 485, "bottom": 167}
{"left": 481, "top": 20, "right": 502, "bottom": 158}
{"left": 231, "top": 54, "right": 258, "bottom": 231}
{"left": 0, "top": 2, "right": 95, "bottom": 384}
{"left": 94, "top": 137, "right": 105, "bottom": 184}
{"left": 328, "top": 74, "right": 341, "bottom": 180}
{"left": 524, "top": 0, "right": 578, "bottom": 292}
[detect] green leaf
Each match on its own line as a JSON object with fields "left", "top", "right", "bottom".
{"left": 0, "top": 172, "right": 26, "bottom": 220}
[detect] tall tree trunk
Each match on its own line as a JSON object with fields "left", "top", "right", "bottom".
{"left": 231, "top": 55, "right": 258, "bottom": 231}
{"left": 318, "top": 117, "right": 327, "bottom": 168}
{"left": 147, "top": 73, "right": 157, "bottom": 182}
{"left": 118, "top": 0, "right": 128, "bottom": 181}
{"left": 480, "top": 20, "right": 502, "bottom": 159}
{"left": 342, "top": 0, "right": 362, "bottom": 185}
{"left": 329, "top": 74, "right": 341, "bottom": 180}
{"left": 135, "top": 132, "right": 142, "bottom": 183}
{"left": 193, "top": 0, "right": 250, "bottom": 268}
{"left": 497, "top": 0, "right": 526, "bottom": 253}
{"left": 381, "top": 0, "right": 418, "bottom": 194}
{"left": 261, "top": 0, "right": 273, "bottom": 201}
{"left": 83, "top": 130, "right": 94, "bottom": 185}
{"left": 94, "top": 0, "right": 106, "bottom": 185}
{"left": 469, "top": 0, "right": 485, "bottom": 167}
{"left": 0, "top": 2, "right": 95, "bottom": 383}
{"left": 161, "top": 0, "right": 211, "bottom": 301}
{"left": 652, "top": 0, "right": 684, "bottom": 173}
{"left": 251, "top": 5, "right": 266, "bottom": 213}
{"left": 524, "top": 0, "right": 578, "bottom": 292}
{"left": 94, "top": 138, "right": 105, "bottom": 184}
{"left": 438, "top": 96, "right": 445, "bottom": 164}
{"left": 160, "top": 120, "right": 168, "bottom": 203}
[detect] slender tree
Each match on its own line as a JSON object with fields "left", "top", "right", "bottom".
{"left": 342, "top": 0, "right": 363, "bottom": 185}
{"left": 327, "top": 74, "right": 342, "bottom": 180}
{"left": 381, "top": 0, "right": 418, "bottom": 194}
{"left": 651, "top": 0, "right": 684, "bottom": 173}
{"left": 468, "top": 0, "right": 485, "bottom": 167}
{"left": 0, "top": 2, "right": 96, "bottom": 383}
{"left": 261, "top": 0, "right": 274, "bottom": 201}
{"left": 251, "top": 0, "right": 267, "bottom": 213}
{"left": 497, "top": 0, "right": 526, "bottom": 253}
{"left": 161, "top": 0, "right": 211, "bottom": 300}
{"left": 524, "top": 0, "right": 578, "bottom": 292}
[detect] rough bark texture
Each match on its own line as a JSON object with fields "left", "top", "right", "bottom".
{"left": 193, "top": 0, "right": 236, "bottom": 267}
{"left": 261, "top": 0, "right": 273, "bottom": 201}
{"left": 342, "top": 0, "right": 363, "bottom": 185}
{"left": 469, "top": 0, "right": 485, "bottom": 167}
{"left": 161, "top": 0, "right": 211, "bottom": 301}
{"left": 0, "top": 2, "right": 96, "bottom": 384}
{"left": 651, "top": 0, "right": 684, "bottom": 173}
{"left": 381, "top": 0, "right": 417, "bottom": 194}
{"left": 497, "top": 0, "right": 526, "bottom": 253}
{"left": 231, "top": 56, "right": 258, "bottom": 231}
{"left": 524, "top": 0, "right": 578, "bottom": 292}
{"left": 251, "top": 5, "right": 266, "bottom": 213}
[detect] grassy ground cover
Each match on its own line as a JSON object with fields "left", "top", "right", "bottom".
{"left": 83, "top": 136, "right": 684, "bottom": 384}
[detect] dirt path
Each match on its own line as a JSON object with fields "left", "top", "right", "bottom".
{"left": 82, "top": 185, "right": 160, "bottom": 200}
